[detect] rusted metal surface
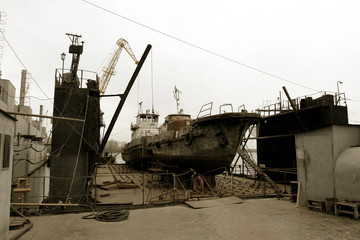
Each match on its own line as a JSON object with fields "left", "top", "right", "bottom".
{"left": 122, "top": 112, "right": 260, "bottom": 174}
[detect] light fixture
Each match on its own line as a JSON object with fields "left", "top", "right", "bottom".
{"left": 337, "top": 81, "right": 343, "bottom": 104}
{"left": 61, "top": 52, "right": 66, "bottom": 81}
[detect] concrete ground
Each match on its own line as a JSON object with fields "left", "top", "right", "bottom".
{"left": 7, "top": 198, "right": 360, "bottom": 240}
{"left": 94, "top": 165, "right": 284, "bottom": 205}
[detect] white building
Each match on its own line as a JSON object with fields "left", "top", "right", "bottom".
{"left": 0, "top": 80, "right": 16, "bottom": 239}
{"left": 0, "top": 72, "right": 50, "bottom": 231}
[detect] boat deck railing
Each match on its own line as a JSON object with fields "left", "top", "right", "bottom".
{"left": 55, "top": 68, "right": 99, "bottom": 89}
{"left": 197, "top": 102, "right": 249, "bottom": 119}
{"left": 256, "top": 91, "right": 347, "bottom": 117}
{"left": 197, "top": 102, "right": 213, "bottom": 118}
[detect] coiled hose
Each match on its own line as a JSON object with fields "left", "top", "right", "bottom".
{"left": 82, "top": 209, "right": 130, "bottom": 222}
{"left": 9, "top": 206, "right": 33, "bottom": 240}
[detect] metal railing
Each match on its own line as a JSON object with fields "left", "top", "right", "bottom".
{"left": 197, "top": 102, "right": 213, "bottom": 118}
{"left": 197, "top": 102, "right": 248, "bottom": 119}
{"left": 55, "top": 68, "right": 99, "bottom": 89}
{"left": 257, "top": 91, "right": 347, "bottom": 117}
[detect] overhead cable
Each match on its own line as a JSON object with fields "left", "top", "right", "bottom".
{"left": 0, "top": 31, "right": 54, "bottom": 104}
{"left": 81, "top": 0, "right": 318, "bottom": 92}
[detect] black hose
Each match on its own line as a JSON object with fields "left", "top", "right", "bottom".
{"left": 9, "top": 206, "right": 33, "bottom": 240}
{"left": 82, "top": 209, "right": 130, "bottom": 222}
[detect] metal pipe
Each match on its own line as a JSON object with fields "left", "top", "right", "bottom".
{"left": 99, "top": 94, "right": 124, "bottom": 98}
{"left": 282, "top": 86, "right": 305, "bottom": 130}
{"left": 11, "top": 203, "right": 79, "bottom": 207}
{"left": 246, "top": 133, "right": 294, "bottom": 140}
{"left": 5, "top": 111, "right": 85, "bottom": 122}
{"left": 142, "top": 173, "right": 145, "bottom": 205}
{"left": 99, "top": 44, "right": 152, "bottom": 154}
{"left": 337, "top": 81, "right": 343, "bottom": 104}
{"left": 13, "top": 188, "right": 31, "bottom": 193}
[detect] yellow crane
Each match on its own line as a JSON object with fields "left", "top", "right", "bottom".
{"left": 99, "top": 38, "right": 138, "bottom": 94}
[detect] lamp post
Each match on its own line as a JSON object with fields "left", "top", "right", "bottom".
{"left": 61, "top": 52, "right": 66, "bottom": 81}
{"left": 337, "top": 81, "right": 343, "bottom": 104}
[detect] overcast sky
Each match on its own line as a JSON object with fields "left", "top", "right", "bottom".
{"left": 1, "top": 0, "right": 360, "bottom": 142}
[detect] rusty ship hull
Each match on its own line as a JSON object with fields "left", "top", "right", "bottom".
{"left": 122, "top": 112, "right": 260, "bottom": 174}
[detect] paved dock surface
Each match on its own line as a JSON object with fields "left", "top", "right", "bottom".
{"left": 8, "top": 198, "right": 360, "bottom": 240}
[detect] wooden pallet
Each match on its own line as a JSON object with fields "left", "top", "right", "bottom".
{"left": 334, "top": 202, "right": 359, "bottom": 220}
{"left": 307, "top": 199, "right": 326, "bottom": 212}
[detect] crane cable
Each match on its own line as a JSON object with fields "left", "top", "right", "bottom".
{"left": 151, "top": 49, "right": 154, "bottom": 113}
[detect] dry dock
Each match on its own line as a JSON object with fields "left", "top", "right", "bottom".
{"left": 93, "top": 164, "right": 283, "bottom": 206}
{"left": 7, "top": 198, "right": 360, "bottom": 240}
{"left": 7, "top": 164, "right": 360, "bottom": 239}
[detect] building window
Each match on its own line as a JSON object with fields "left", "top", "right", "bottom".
{"left": 2, "top": 134, "right": 11, "bottom": 168}
{"left": 0, "top": 86, "right": 8, "bottom": 104}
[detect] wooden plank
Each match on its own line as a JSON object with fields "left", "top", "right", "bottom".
{"left": 334, "top": 202, "right": 359, "bottom": 219}
{"left": 185, "top": 196, "right": 243, "bottom": 209}
{"left": 307, "top": 200, "right": 326, "bottom": 212}
{"left": 96, "top": 183, "right": 138, "bottom": 190}
{"left": 101, "top": 180, "right": 127, "bottom": 186}
{"left": 296, "top": 182, "right": 300, "bottom": 208}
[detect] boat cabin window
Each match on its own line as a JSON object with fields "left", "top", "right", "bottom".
{"left": 138, "top": 115, "right": 158, "bottom": 122}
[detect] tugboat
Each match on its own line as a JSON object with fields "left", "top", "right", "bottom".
{"left": 122, "top": 87, "right": 260, "bottom": 174}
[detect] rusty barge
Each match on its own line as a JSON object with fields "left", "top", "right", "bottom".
{"left": 122, "top": 98, "right": 260, "bottom": 174}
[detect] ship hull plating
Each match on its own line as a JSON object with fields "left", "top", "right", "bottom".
{"left": 122, "top": 113, "right": 260, "bottom": 174}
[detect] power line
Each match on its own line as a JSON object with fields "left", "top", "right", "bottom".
{"left": 347, "top": 98, "right": 360, "bottom": 103}
{"left": 0, "top": 31, "right": 54, "bottom": 104}
{"left": 81, "top": 0, "right": 318, "bottom": 92}
{"left": 1, "top": 31, "right": 107, "bottom": 162}
{"left": 6, "top": 94, "right": 54, "bottom": 101}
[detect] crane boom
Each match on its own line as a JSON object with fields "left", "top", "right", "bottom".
{"left": 99, "top": 38, "right": 138, "bottom": 94}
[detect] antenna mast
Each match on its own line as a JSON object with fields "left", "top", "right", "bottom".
{"left": 66, "top": 33, "right": 84, "bottom": 84}
{"left": 173, "top": 86, "right": 182, "bottom": 114}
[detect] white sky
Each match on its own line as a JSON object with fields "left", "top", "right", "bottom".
{"left": 1, "top": 0, "right": 360, "bottom": 142}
